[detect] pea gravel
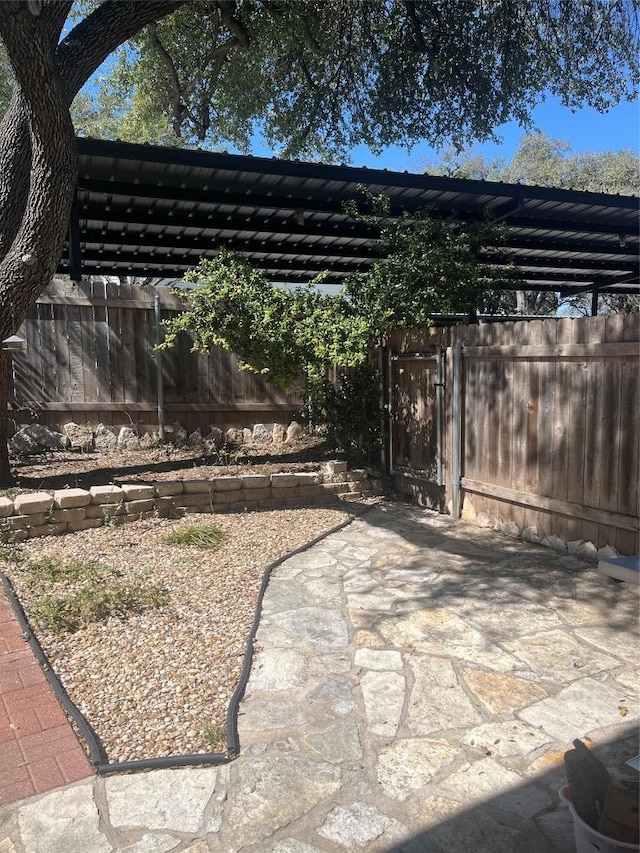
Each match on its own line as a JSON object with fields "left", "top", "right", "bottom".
{"left": 1, "top": 505, "right": 355, "bottom": 764}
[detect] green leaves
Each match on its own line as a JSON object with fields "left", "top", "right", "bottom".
{"left": 162, "top": 251, "right": 383, "bottom": 389}
{"left": 344, "top": 202, "right": 516, "bottom": 327}
{"left": 70, "top": 0, "right": 640, "bottom": 159}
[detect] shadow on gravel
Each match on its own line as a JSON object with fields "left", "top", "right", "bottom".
{"left": 10, "top": 440, "right": 344, "bottom": 491}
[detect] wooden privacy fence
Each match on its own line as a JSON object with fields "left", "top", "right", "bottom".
{"left": 8, "top": 280, "right": 302, "bottom": 436}
{"left": 385, "top": 314, "right": 639, "bottom": 556}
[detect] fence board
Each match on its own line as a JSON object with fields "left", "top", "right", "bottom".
{"left": 52, "top": 303, "right": 71, "bottom": 405}
{"left": 10, "top": 280, "right": 303, "bottom": 438}
{"left": 550, "top": 319, "right": 573, "bottom": 541}
{"left": 617, "top": 315, "right": 640, "bottom": 554}
{"left": 564, "top": 321, "right": 588, "bottom": 544}
{"left": 388, "top": 314, "right": 638, "bottom": 555}
{"left": 598, "top": 315, "right": 624, "bottom": 548}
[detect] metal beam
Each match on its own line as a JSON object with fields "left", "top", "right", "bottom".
{"left": 70, "top": 230, "right": 380, "bottom": 261}
{"left": 77, "top": 136, "right": 640, "bottom": 212}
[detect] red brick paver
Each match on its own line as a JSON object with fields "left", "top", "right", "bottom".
{"left": 0, "top": 591, "right": 92, "bottom": 804}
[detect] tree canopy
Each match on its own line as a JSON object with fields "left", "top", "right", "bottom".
{"left": 427, "top": 130, "right": 639, "bottom": 196}
{"left": 0, "top": 0, "right": 639, "bottom": 483}
{"left": 424, "top": 131, "right": 640, "bottom": 315}
{"left": 72, "top": 1, "right": 640, "bottom": 160}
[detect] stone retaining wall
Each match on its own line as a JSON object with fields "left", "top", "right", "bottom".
{"left": 0, "top": 463, "right": 382, "bottom": 543}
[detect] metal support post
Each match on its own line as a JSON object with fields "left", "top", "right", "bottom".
{"left": 154, "top": 292, "right": 165, "bottom": 440}
{"left": 451, "top": 343, "right": 463, "bottom": 518}
{"left": 435, "top": 346, "right": 444, "bottom": 486}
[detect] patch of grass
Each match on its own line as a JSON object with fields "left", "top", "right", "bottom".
{"left": 202, "top": 722, "right": 225, "bottom": 746}
{"left": 32, "top": 582, "right": 169, "bottom": 633}
{"left": 20, "top": 556, "right": 117, "bottom": 588}
{"left": 16, "top": 556, "right": 168, "bottom": 634}
{"left": 162, "top": 523, "right": 225, "bottom": 550}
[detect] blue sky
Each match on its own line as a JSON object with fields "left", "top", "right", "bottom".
{"left": 347, "top": 94, "right": 639, "bottom": 172}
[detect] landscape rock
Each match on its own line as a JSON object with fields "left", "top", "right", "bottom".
{"left": 94, "top": 423, "right": 117, "bottom": 453}
{"left": 499, "top": 520, "right": 520, "bottom": 538}
{"left": 188, "top": 428, "right": 204, "bottom": 449}
{"left": 541, "top": 534, "right": 568, "bottom": 553}
{"left": 577, "top": 540, "right": 598, "bottom": 563}
{"left": 286, "top": 421, "right": 303, "bottom": 441}
{"left": 205, "top": 427, "right": 224, "bottom": 448}
{"left": 139, "top": 432, "right": 160, "bottom": 449}
{"left": 243, "top": 428, "right": 253, "bottom": 444}
{"left": 225, "top": 428, "right": 243, "bottom": 445}
{"left": 597, "top": 544, "right": 620, "bottom": 561}
{"left": 63, "top": 421, "right": 94, "bottom": 451}
{"left": 117, "top": 426, "right": 140, "bottom": 450}
{"left": 522, "top": 526, "right": 542, "bottom": 543}
{"left": 253, "top": 423, "right": 271, "bottom": 443}
{"left": 272, "top": 423, "right": 286, "bottom": 444}
{"left": 172, "top": 422, "right": 188, "bottom": 447}
{"left": 10, "top": 423, "right": 68, "bottom": 455}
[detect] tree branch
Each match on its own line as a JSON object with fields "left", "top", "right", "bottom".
{"left": 0, "top": 1, "right": 185, "bottom": 270}
{"left": 216, "top": 0, "right": 250, "bottom": 48}
{"left": 403, "top": 0, "right": 428, "bottom": 52}
{"left": 57, "top": 1, "right": 185, "bottom": 103}
{"left": 146, "top": 20, "right": 187, "bottom": 136}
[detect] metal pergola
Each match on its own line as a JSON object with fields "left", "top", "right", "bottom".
{"left": 61, "top": 137, "right": 640, "bottom": 310}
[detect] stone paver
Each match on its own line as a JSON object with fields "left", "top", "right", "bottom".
{"left": 1, "top": 501, "right": 638, "bottom": 852}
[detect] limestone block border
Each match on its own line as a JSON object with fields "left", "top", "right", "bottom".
{"left": 0, "top": 463, "right": 383, "bottom": 542}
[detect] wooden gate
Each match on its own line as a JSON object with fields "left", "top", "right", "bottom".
{"left": 384, "top": 341, "right": 446, "bottom": 510}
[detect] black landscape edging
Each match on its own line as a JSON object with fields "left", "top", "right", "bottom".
{"left": 1, "top": 506, "right": 369, "bottom": 775}
{"left": 224, "top": 513, "right": 358, "bottom": 757}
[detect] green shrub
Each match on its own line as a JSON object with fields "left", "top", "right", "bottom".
{"left": 162, "top": 523, "right": 225, "bottom": 549}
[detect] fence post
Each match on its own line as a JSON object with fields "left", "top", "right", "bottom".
{"left": 377, "top": 345, "right": 388, "bottom": 473}
{"left": 435, "top": 345, "right": 444, "bottom": 487}
{"left": 451, "top": 342, "right": 463, "bottom": 518}
{"left": 154, "top": 292, "right": 165, "bottom": 440}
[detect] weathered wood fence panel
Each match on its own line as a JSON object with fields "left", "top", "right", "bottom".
{"left": 8, "top": 280, "right": 302, "bottom": 435}
{"left": 387, "top": 315, "right": 639, "bottom": 555}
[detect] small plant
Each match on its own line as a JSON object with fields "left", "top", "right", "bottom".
{"left": 32, "top": 582, "right": 169, "bottom": 633}
{"left": 20, "top": 556, "right": 117, "bottom": 588}
{"left": 102, "top": 499, "right": 125, "bottom": 528}
{"left": 162, "top": 523, "right": 225, "bottom": 550}
{"left": 16, "top": 556, "right": 168, "bottom": 633}
{"left": 202, "top": 722, "right": 225, "bottom": 747}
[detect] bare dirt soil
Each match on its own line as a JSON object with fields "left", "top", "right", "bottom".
{"left": 9, "top": 434, "right": 343, "bottom": 493}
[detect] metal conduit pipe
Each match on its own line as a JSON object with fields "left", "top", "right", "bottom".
{"left": 377, "top": 345, "right": 386, "bottom": 471}
{"left": 154, "top": 292, "right": 165, "bottom": 440}
{"left": 435, "top": 346, "right": 444, "bottom": 487}
{"left": 451, "top": 343, "right": 463, "bottom": 518}
{"left": 387, "top": 348, "right": 394, "bottom": 475}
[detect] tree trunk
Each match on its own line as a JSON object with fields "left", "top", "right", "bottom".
{"left": 0, "top": 1, "right": 184, "bottom": 485}
{"left": 0, "top": 4, "right": 79, "bottom": 485}
{"left": 0, "top": 353, "right": 10, "bottom": 486}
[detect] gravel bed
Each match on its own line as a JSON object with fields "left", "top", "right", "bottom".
{"left": 1, "top": 504, "right": 356, "bottom": 764}
{"left": 9, "top": 435, "right": 338, "bottom": 492}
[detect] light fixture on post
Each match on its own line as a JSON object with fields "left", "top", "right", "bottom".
{"left": 2, "top": 335, "right": 27, "bottom": 352}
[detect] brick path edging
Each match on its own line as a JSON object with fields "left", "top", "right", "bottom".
{"left": 0, "top": 592, "right": 92, "bottom": 804}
